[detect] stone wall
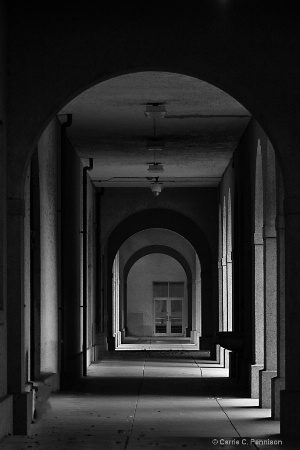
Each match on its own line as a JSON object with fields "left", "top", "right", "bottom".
{"left": 0, "top": 0, "right": 13, "bottom": 439}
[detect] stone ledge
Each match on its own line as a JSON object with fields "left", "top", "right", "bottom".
{"left": 250, "top": 364, "right": 264, "bottom": 399}
{"left": 32, "top": 373, "right": 59, "bottom": 421}
{"left": 259, "top": 370, "right": 277, "bottom": 408}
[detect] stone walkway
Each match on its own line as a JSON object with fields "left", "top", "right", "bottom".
{"left": 0, "top": 350, "right": 296, "bottom": 449}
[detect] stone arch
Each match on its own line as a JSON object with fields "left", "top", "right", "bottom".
{"left": 106, "top": 208, "right": 214, "bottom": 349}
{"left": 123, "top": 245, "right": 194, "bottom": 334}
{"left": 8, "top": 4, "right": 294, "bottom": 197}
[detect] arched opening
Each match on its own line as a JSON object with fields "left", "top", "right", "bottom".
{"left": 5, "top": 67, "right": 288, "bottom": 438}
{"left": 106, "top": 211, "right": 213, "bottom": 352}
{"left": 126, "top": 254, "right": 187, "bottom": 339}
{"left": 3, "top": 3, "right": 300, "bottom": 442}
{"left": 122, "top": 245, "right": 194, "bottom": 340}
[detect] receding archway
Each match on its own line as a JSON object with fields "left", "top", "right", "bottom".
{"left": 123, "top": 245, "right": 193, "bottom": 338}
{"left": 106, "top": 208, "right": 214, "bottom": 350}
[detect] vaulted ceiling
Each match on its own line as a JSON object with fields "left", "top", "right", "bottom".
{"left": 60, "top": 72, "right": 250, "bottom": 188}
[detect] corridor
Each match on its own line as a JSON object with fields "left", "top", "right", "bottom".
{"left": 1, "top": 349, "right": 284, "bottom": 450}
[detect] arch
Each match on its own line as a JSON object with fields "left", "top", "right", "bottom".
{"left": 9, "top": 2, "right": 294, "bottom": 198}
{"left": 107, "top": 209, "right": 212, "bottom": 273}
{"left": 123, "top": 245, "right": 193, "bottom": 334}
{"left": 106, "top": 208, "right": 214, "bottom": 349}
{"left": 16, "top": 65, "right": 283, "bottom": 198}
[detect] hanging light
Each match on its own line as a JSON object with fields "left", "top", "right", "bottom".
{"left": 150, "top": 177, "right": 163, "bottom": 196}
{"left": 144, "top": 104, "right": 167, "bottom": 119}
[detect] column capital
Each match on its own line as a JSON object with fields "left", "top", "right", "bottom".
{"left": 7, "top": 198, "right": 25, "bottom": 216}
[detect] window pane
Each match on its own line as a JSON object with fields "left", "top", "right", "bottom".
{"left": 171, "top": 299, "right": 182, "bottom": 315}
{"left": 155, "top": 299, "right": 167, "bottom": 314}
{"left": 153, "top": 282, "right": 168, "bottom": 297}
{"left": 169, "top": 282, "right": 184, "bottom": 297}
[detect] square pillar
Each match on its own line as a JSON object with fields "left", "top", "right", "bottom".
{"left": 251, "top": 231, "right": 264, "bottom": 398}
{"left": 259, "top": 225, "right": 277, "bottom": 408}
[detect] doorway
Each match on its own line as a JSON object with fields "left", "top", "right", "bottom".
{"left": 153, "top": 282, "right": 185, "bottom": 337}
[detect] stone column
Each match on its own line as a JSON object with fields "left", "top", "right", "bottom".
{"left": 7, "top": 198, "right": 33, "bottom": 434}
{"left": 251, "top": 229, "right": 264, "bottom": 398}
{"left": 259, "top": 224, "right": 277, "bottom": 407}
{"left": 259, "top": 141, "right": 277, "bottom": 408}
{"left": 280, "top": 197, "right": 300, "bottom": 436}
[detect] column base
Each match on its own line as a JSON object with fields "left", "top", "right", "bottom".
{"left": 33, "top": 373, "right": 59, "bottom": 420}
{"left": 190, "top": 330, "right": 200, "bottom": 345}
{"left": 13, "top": 391, "right": 33, "bottom": 435}
{"left": 0, "top": 395, "right": 13, "bottom": 439}
{"left": 259, "top": 370, "right": 277, "bottom": 408}
{"left": 280, "top": 390, "right": 300, "bottom": 437}
{"left": 271, "top": 377, "right": 285, "bottom": 420}
{"left": 250, "top": 364, "right": 264, "bottom": 398}
{"left": 224, "top": 349, "right": 230, "bottom": 369}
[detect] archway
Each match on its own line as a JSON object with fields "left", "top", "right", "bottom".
{"left": 4, "top": 3, "right": 300, "bottom": 439}
{"left": 106, "top": 209, "right": 214, "bottom": 350}
{"left": 123, "top": 245, "right": 194, "bottom": 341}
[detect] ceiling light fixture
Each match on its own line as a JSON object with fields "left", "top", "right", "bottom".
{"left": 150, "top": 177, "right": 163, "bottom": 197}
{"left": 144, "top": 103, "right": 167, "bottom": 119}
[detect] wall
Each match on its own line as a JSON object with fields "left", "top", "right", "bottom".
{"left": 127, "top": 254, "right": 186, "bottom": 336}
{"left": 23, "top": 164, "right": 31, "bottom": 382}
{"left": 0, "top": 0, "right": 13, "bottom": 438}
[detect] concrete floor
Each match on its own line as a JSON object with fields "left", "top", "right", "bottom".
{"left": 1, "top": 347, "right": 297, "bottom": 450}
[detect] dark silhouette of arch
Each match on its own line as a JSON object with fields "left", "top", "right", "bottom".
{"left": 123, "top": 245, "right": 193, "bottom": 335}
{"left": 11, "top": 3, "right": 289, "bottom": 194}
{"left": 106, "top": 209, "right": 214, "bottom": 349}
